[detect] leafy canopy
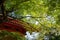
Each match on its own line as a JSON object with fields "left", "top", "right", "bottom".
{"left": 3, "top": 0, "right": 60, "bottom": 40}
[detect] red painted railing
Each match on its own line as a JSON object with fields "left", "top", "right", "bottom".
{"left": 0, "top": 20, "right": 27, "bottom": 35}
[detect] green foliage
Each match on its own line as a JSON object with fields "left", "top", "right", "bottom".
{"left": 0, "top": 30, "right": 26, "bottom": 40}
{"left": 2, "top": 0, "right": 60, "bottom": 40}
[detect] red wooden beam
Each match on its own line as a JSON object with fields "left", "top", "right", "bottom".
{"left": 0, "top": 20, "right": 27, "bottom": 35}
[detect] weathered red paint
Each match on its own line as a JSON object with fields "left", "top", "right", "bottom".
{"left": 0, "top": 19, "right": 27, "bottom": 35}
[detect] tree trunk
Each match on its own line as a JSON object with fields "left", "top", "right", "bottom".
{"left": 0, "top": 0, "right": 7, "bottom": 22}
